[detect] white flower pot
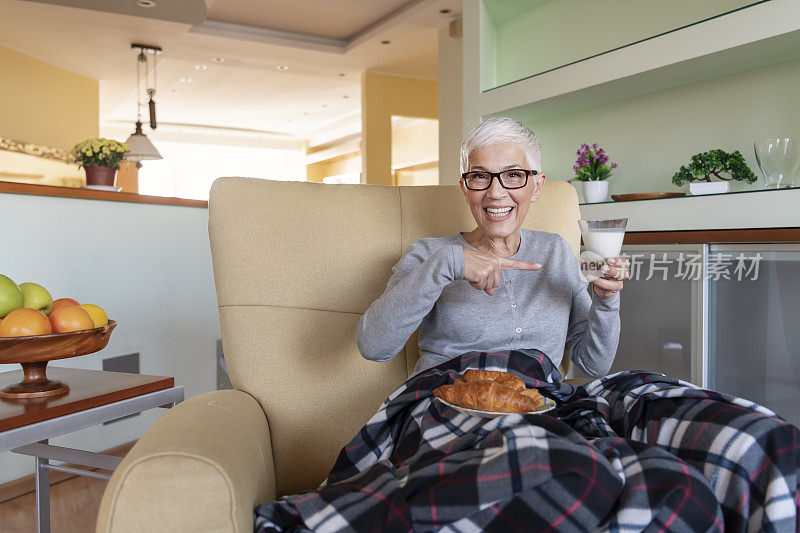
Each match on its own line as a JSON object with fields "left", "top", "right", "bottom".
{"left": 581, "top": 181, "right": 609, "bottom": 203}
{"left": 689, "top": 181, "right": 730, "bottom": 195}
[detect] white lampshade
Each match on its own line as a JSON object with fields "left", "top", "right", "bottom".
{"left": 124, "top": 121, "right": 163, "bottom": 161}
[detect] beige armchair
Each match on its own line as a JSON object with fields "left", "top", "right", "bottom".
{"left": 96, "top": 177, "right": 582, "bottom": 532}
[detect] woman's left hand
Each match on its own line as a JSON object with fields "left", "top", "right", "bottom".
{"left": 589, "top": 257, "right": 629, "bottom": 299}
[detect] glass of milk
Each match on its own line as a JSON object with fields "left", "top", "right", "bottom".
{"left": 579, "top": 218, "right": 628, "bottom": 267}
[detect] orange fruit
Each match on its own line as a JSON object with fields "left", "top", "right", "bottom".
{"left": 79, "top": 304, "right": 108, "bottom": 328}
{"left": 0, "top": 308, "right": 53, "bottom": 337}
{"left": 49, "top": 305, "right": 94, "bottom": 333}
{"left": 51, "top": 298, "right": 80, "bottom": 314}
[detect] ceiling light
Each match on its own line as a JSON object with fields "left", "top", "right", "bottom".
{"left": 180, "top": 77, "right": 192, "bottom": 82}
{"left": 322, "top": 104, "right": 328, "bottom": 108}
{"left": 303, "top": 112, "right": 309, "bottom": 115}
{"left": 339, "top": 73, "right": 345, "bottom": 77}
{"left": 212, "top": 57, "right": 225, "bottom": 63}
{"left": 194, "top": 64, "right": 207, "bottom": 70}
{"left": 135, "top": 0, "right": 156, "bottom": 7}
{"left": 342, "top": 95, "right": 349, "bottom": 99}
{"left": 276, "top": 65, "right": 289, "bottom": 71}
{"left": 381, "top": 40, "right": 390, "bottom": 45}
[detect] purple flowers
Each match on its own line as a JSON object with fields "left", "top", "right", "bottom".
{"left": 572, "top": 142, "right": 617, "bottom": 182}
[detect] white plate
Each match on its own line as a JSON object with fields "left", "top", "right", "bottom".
{"left": 81, "top": 185, "right": 122, "bottom": 192}
{"left": 436, "top": 396, "right": 556, "bottom": 418}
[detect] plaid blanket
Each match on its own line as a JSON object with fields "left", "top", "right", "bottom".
{"left": 255, "top": 350, "right": 800, "bottom": 532}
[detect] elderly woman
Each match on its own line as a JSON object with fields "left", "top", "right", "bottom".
{"left": 356, "top": 117, "right": 626, "bottom": 377}
{"left": 255, "top": 119, "right": 800, "bottom": 532}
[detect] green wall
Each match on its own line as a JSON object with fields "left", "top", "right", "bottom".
{"left": 503, "top": 56, "right": 800, "bottom": 200}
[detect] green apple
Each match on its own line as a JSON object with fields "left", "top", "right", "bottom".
{"left": 19, "top": 282, "right": 54, "bottom": 315}
{"left": 0, "top": 274, "right": 24, "bottom": 318}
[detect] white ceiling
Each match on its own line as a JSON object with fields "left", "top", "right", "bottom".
{"left": 207, "top": 0, "right": 413, "bottom": 40}
{"left": 0, "top": 0, "right": 461, "bottom": 147}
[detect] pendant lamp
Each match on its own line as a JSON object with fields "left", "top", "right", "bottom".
{"left": 125, "top": 44, "right": 163, "bottom": 163}
{"left": 125, "top": 120, "right": 162, "bottom": 161}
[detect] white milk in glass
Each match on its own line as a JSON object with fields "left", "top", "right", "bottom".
{"left": 582, "top": 231, "right": 624, "bottom": 258}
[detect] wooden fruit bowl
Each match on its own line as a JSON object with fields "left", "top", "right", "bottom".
{"left": 0, "top": 320, "right": 117, "bottom": 400}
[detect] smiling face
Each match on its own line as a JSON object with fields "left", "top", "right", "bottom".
{"left": 460, "top": 142, "right": 546, "bottom": 241}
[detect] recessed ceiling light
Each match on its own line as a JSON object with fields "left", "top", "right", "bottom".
{"left": 135, "top": 0, "right": 156, "bottom": 7}
{"left": 194, "top": 64, "right": 207, "bottom": 70}
{"left": 440, "top": 8, "right": 451, "bottom": 13}
{"left": 322, "top": 104, "right": 328, "bottom": 108}
{"left": 180, "top": 77, "right": 192, "bottom": 82}
{"left": 342, "top": 95, "right": 349, "bottom": 99}
{"left": 276, "top": 65, "right": 289, "bottom": 71}
{"left": 303, "top": 112, "right": 309, "bottom": 115}
{"left": 212, "top": 57, "right": 225, "bottom": 63}
{"left": 170, "top": 88, "right": 178, "bottom": 93}
{"left": 339, "top": 73, "right": 345, "bottom": 77}
{"left": 381, "top": 40, "right": 390, "bottom": 45}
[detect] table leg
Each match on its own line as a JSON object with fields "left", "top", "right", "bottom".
{"left": 35, "top": 439, "right": 50, "bottom": 533}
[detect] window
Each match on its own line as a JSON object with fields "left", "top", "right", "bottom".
{"left": 138, "top": 141, "right": 306, "bottom": 200}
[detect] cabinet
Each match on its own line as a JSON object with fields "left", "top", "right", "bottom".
{"left": 573, "top": 245, "right": 705, "bottom": 385}
{"left": 571, "top": 242, "right": 800, "bottom": 427}
{"left": 708, "top": 245, "right": 800, "bottom": 427}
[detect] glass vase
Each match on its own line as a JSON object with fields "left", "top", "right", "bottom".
{"left": 754, "top": 138, "right": 800, "bottom": 189}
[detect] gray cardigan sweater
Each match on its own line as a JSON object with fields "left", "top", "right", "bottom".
{"left": 356, "top": 229, "right": 620, "bottom": 377}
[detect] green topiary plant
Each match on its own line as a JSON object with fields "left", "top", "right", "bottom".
{"left": 672, "top": 149, "right": 757, "bottom": 186}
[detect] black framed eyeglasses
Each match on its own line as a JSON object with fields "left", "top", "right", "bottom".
{"left": 461, "top": 169, "right": 538, "bottom": 190}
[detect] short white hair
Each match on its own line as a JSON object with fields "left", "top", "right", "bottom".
{"left": 459, "top": 117, "right": 542, "bottom": 174}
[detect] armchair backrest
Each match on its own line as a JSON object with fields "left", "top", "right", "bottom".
{"left": 208, "top": 178, "right": 580, "bottom": 496}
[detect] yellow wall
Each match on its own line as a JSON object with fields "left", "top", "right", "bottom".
{"left": 307, "top": 152, "right": 361, "bottom": 183}
{"left": 391, "top": 118, "right": 439, "bottom": 169}
{"left": 0, "top": 149, "right": 83, "bottom": 186}
{"left": 116, "top": 160, "right": 139, "bottom": 193}
{"left": 0, "top": 45, "right": 99, "bottom": 150}
{"left": 361, "top": 72, "right": 437, "bottom": 185}
{"left": 396, "top": 164, "right": 438, "bottom": 186}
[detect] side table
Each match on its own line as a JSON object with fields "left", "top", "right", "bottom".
{"left": 0, "top": 367, "right": 184, "bottom": 533}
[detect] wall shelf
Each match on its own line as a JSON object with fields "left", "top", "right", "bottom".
{"left": 580, "top": 185, "right": 800, "bottom": 205}
{"left": 0, "top": 181, "right": 208, "bottom": 208}
{"left": 578, "top": 187, "right": 800, "bottom": 232}
{"left": 463, "top": 0, "right": 800, "bottom": 125}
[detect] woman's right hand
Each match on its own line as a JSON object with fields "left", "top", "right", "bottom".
{"left": 462, "top": 247, "right": 542, "bottom": 296}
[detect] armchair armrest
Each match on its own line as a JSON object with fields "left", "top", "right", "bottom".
{"left": 96, "top": 389, "right": 275, "bottom": 533}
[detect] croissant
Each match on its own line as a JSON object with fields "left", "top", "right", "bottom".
{"left": 461, "top": 369, "right": 525, "bottom": 391}
{"left": 433, "top": 380, "right": 540, "bottom": 413}
{"left": 454, "top": 379, "right": 545, "bottom": 408}
{"left": 520, "top": 388, "right": 547, "bottom": 408}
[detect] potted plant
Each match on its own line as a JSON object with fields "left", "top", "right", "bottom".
{"left": 672, "top": 149, "right": 757, "bottom": 195}
{"left": 71, "top": 138, "right": 129, "bottom": 189}
{"left": 572, "top": 143, "right": 617, "bottom": 203}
